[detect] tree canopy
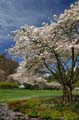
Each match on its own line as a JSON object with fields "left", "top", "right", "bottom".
{"left": 9, "top": 1, "right": 79, "bottom": 102}
{"left": 9, "top": 1, "right": 79, "bottom": 71}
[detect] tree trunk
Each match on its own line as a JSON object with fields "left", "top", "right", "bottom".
{"left": 62, "top": 85, "right": 73, "bottom": 103}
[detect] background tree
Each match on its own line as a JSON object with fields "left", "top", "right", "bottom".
{"left": 0, "top": 54, "right": 19, "bottom": 76}
{"left": 9, "top": 1, "right": 79, "bottom": 103}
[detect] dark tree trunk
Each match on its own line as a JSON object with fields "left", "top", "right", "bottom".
{"left": 62, "top": 85, "right": 73, "bottom": 103}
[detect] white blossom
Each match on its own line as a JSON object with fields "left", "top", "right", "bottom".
{"left": 8, "top": 1, "right": 79, "bottom": 74}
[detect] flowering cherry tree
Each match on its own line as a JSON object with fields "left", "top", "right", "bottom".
{"left": 9, "top": 1, "right": 79, "bottom": 103}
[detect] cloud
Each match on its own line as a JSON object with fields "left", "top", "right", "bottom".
{"left": 0, "top": 0, "right": 77, "bottom": 54}
{"left": 0, "top": 0, "right": 51, "bottom": 31}
{"left": 0, "top": 0, "right": 77, "bottom": 35}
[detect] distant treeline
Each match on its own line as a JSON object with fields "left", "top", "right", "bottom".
{"left": 0, "top": 54, "right": 19, "bottom": 76}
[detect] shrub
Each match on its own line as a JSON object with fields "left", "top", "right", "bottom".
{"left": 26, "top": 109, "right": 38, "bottom": 117}
{"left": 63, "top": 110, "right": 79, "bottom": 120}
{"left": 64, "top": 103, "right": 79, "bottom": 111}
{"left": 55, "top": 103, "right": 79, "bottom": 112}
{"left": 74, "top": 81, "right": 79, "bottom": 87}
{"left": 50, "top": 109, "right": 62, "bottom": 120}
{"left": 9, "top": 98, "right": 42, "bottom": 113}
{"left": 9, "top": 100, "right": 29, "bottom": 114}
{"left": 8, "top": 98, "right": 79, "bottom": 120}
{"left": 0, "top": 82, "right": 19, "bottom": 88}
{"left": 13, "top": 105, "right": 22, "bottom": 112}
{"left": 26, "top": 98, "right": 42, "bottom": 108}
{"left": 38, "top": 111, "right": 50, "bottom": 119}
{"left": 37, "top": 106, "right": 50, "bottom": 119}
{"left": 9, "top": 100, "right": 27, "bottom": 109}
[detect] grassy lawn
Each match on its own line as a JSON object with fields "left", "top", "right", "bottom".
{"left": 0, "top": 89, "right": 79, "bottom": 102}
{"left": 0, "top": 89, "right": 63, "bottom": 102}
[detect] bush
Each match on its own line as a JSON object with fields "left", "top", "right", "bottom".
{"left": 26, "top": 108, "right": 38, "bottom": 117}
{"left": 55, "top": 103, "right": 79, "bottom": 112}
{"left": 9, "top": 100, "right": 28, "bottom": 114}
{"left": 74, "top": 81, "right": 79, "bottom": 87}
{"left": 13, "top": 105, "right": 22, "bottom": 112}
{"left": 37, "top": 106, "right": 50, "bottom": 119}
{"left": 9, "top": 98, "right": 42, "bottom": 113}
{"left": 8, "top": 98, "right": 79, "bottom": 119}
{"left": 50, "top": 109, "right": 62, "bottom": 120}
{"left": 0, "top": 82, "right": 19, "bottom": 88}
{"left": 63, "top": 110, "right": 79, "bottom": 120}
{"left": 64, "top": 103, "right": 79, "bottom": 111}
{"left": 26, "top": 98, "right": 42, "bottom": 108}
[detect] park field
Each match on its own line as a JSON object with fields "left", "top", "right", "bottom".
{"left": 0, "top": 89, "right": 63, "bottom": 102}
{"left": 0, "top": 89, "right": 79, "bottom": 102}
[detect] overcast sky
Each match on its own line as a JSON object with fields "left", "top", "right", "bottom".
{"left": 0, "top": 0, "right": 77, "bottom": 61}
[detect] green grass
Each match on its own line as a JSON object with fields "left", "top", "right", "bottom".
{"left": 0, "top": 89, "right": 63, "bottom": 102}
{"left": 0, "top": 89, "right": 79, "bottom": 102}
